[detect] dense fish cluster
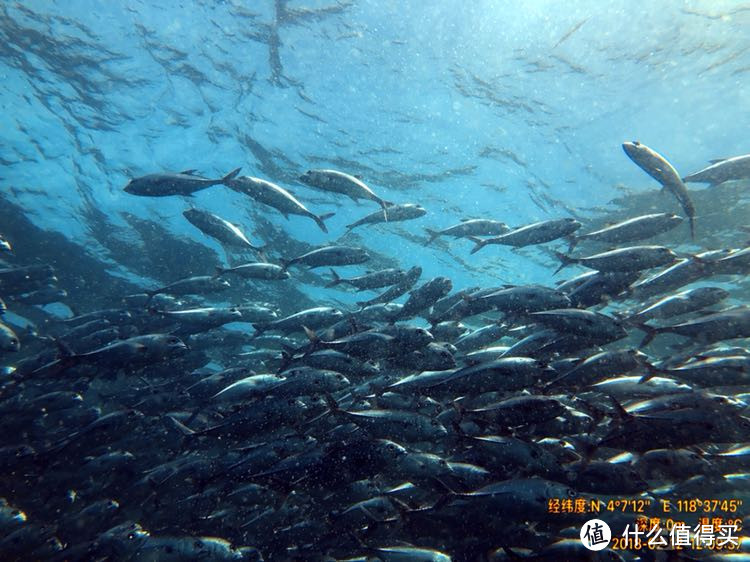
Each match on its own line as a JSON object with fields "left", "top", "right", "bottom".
{"left": 1, "top": 144, "right": 750, "bottom": 562}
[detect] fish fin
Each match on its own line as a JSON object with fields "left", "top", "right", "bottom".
{"left": 565, "top": 235, "right": 578, "bottom": 253}
{"left": 552, "top": 251, "right": 575, "bottom": 275}
{"left": 303, "top": 326, "right": 319, "bottom": 344}
{"left": 165, "top": 415, "right": 196, "bottom": 436}
{"left": 325, "top": 269, "right": 342, "bottom": 288}
{"left": 313, "top": 212, "right": 334, "bottom": 233}
{"left": 221, "top": 167, "right": 242, "bottom": 184}
{"left": 634, "top": 323, "right": 659, "bottom": 347}
{"left": 279, "top": 259, "right": 291, "bottom": 272}
{"left": 53, "top": 337, "right": 76, "bottom": 359}
{"left": 689, "top": 216, "right": 695, "bottom": 240}
{"left": 322, "top": 392, "right": 340, "bottom": 413}
{"left": 251, "top": 323, "right": 267, "bottom": 337}
{"left": 637, "top": 361, "right": 665, "bottom": 384}
{"left": 213, "top": 266, "right": 226, "bottom": 278}
{"left": 424, "top": 227, "right": 440, "bottom": 246}
{"left": 468, "top": 236, "right": 486, "bottom": 254}
{"left": 708, "top": 158, "right": 727, "bottom": 164}
{"left": 180, "top": 169, "right": 198, "bottom": 175}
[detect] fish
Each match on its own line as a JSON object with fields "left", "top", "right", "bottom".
{"left": 568, "top": 212, "right": 683, "bottom": 250}
{"left": 0, "top": 321, "right": 21, "bottom": 352}
{"left": 470, "top": 218, "right": 581, "bottom": 253}
{"left": 227, "top": 175, "right": 334, "bottom": 233}
{"left": 144, "top": 275, "right": 231, "bottom": 302}
{"left": 124, "top": 167, "right": 241, "bottom": 197}
{"left": 326, "top": 268, "right": 407, "bottom": 290}
{"left": 553, "top": 245, "right": 677, "bottom": 274}
{"left": 639, "top": 306, "right": 750, "bottom": 346}
{"left": 0, "top": 234, "right": 12, "bottom": 253}
{"left": 682, "top": 153, "right": 750, "bottom": 185}
{"left": 281, "top": 246, "right": 370, "bottom": 270}
{"left": 424, "top": 219, "right": 510, "bottom": 245}
{"left": 183, "top": 208, "right": 264, "bottom": 252}
{"left": 214, "top": 262, "right": 290, "bottom": 280}
{"left": 253, "top": 306, "right": 343, "bottom": 335}
{"left": 299, "top": 169, "right": 391, "bottom": 217}
{"left": 396, "top": 277, "right": 453, "bottom": 320}
{"left": 622, "top": 286, "right": 730, "bottom": 324}
{"left": 622, "top": 141, "right": 696, "bottom": 238}
{"left": 356, "top": 266, "right": 423, "bottom": 308}
{"left": 346, "top": 203, "right": 426, "bottom": 230}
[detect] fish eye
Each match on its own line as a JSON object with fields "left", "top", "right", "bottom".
{"left": 566, "top": 488, "right": 577, "bottom": 498}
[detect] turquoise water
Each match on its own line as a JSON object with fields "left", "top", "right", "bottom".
{"left": 3, "top": 1, "right": 748, "bottom": 292}
{"left": 2, "top": 2, "right": 750, "bottom": 560}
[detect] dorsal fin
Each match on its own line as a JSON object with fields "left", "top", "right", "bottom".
{"left": 180, "top": 169, "right": 198, "bottom": 175}
{"left": 708, "top": 158, "right": 727, "bottom": 164}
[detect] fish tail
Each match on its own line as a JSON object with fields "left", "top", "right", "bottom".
{"left": 424, "top": 228, "right": 440, "bottom": 246}
{"left": 553, "top": 251, "right": 574, "bottom": 275}
{"left": 313, "top": 212, "right": 335, "bottom": 233}
{"left": 566, "top": 235, "right": 579, "bottom": 253}
{"left": 303, "top": 325, "right": 319, "bottom": 344}
{"left": 637, "top": 361, "right": 666, "bottom": 384}
{"left": 325, "top": 269, "right": 342, "bottom": 288}
{"left": 468, "top": 236, "right": 486, "bottom": 254}
{"left": 689, "top": 215, "right": 695, "bottom": 240}
{"left": 221, "top": 167, "right": 242, "bottom": 185}
{"left": 254, "top": 245, "right": 269, "bottom": 262}
{"left": 144, "top": 290, "right": 158, "bottom": 306}
{"left": 251, "top": 323, "right": 267, "bottom": 337}
{"left": 379, "top": 199, "right": 391, "bottom": 222}
{"left": 635, "top": 323, "right": 659, "bottom": 347}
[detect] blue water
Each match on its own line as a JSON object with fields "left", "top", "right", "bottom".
{"left": 3, "top": 0, "right": 748, "bottom": 297}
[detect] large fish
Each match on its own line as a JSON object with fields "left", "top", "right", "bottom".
{"left": 424, "top": 219, "right": 510, "bottom": 245}
{"left": 569, "top": 212, "right": 683, "bottom": 250}
{"left": 183, "top": 208, "right": 264, "bottom": 252}
{"left": 299, "top": 169, "right": 391, "bottom": 217}
{"left": 346, "top": 203, "right": 426, "bottom": 230}
{"left": 622, "top": 141, "right": 695, "bottom": 238}
{"left": 470, "top": 218, "right": 581, "bottom": 253}
{"left": 124, "top": 168, "right": 241, "bottom": 197}
{"left": 227, "top": 176, "right": 334, "bottom": 233}
{"left": 281, "top": 246, "right": 370, "bottom": 270}
{"left": 683, "top": 153, "right": 750, "bottom": 185}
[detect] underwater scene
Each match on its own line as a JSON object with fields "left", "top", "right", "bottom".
{"left": 1, "top": 1, "right": 750, "bottom": 560}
